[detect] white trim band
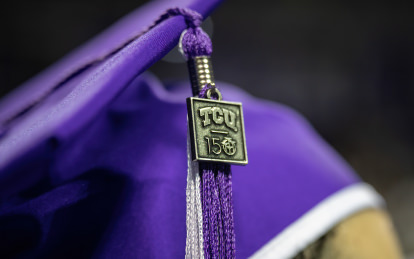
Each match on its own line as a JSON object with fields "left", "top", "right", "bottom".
{"left": 249, "top": 183, "right": 383, "bottom": 259}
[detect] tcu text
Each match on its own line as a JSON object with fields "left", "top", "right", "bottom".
{"left": 198, "top": 106, "right": 237, "bottom": 132}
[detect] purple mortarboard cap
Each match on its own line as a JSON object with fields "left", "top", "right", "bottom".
{"left": 0, "top": 0, "right": 382, "bottom": 258}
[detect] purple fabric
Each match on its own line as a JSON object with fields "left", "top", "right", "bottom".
{"left": 0, "top": 0, "right": 360, "bottom": 258}
{"left": 0, "top": 7, "right": 207, "bottom": 130}
{"left": 0, "top": 0, "right": 220, "bottom": 135}
{"left": 0, "top": 0, "right": 221, "bottom": 197}
{"left": 0, "top": 72, "right": 360, "bottom": 257}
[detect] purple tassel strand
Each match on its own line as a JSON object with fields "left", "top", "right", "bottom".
{"left": 199, "top": 162, "right": 235, "bottom": 259}
{"left": 198, "top": 85, "right": 236, "bottom": 258}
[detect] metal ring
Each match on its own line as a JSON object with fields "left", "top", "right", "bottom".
{"left": 206, "top": 86, "right": 222, "bottom": 101}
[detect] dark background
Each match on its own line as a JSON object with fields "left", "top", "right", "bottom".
{"left": 1, "top": 0, "right": 413, "bottom": 256}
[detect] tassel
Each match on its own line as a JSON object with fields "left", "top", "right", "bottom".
{"left": 177, "top": 8, "right": 236, "bottom": 259}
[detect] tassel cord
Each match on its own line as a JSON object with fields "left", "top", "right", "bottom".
{"left": 180, "top": 7, "right": 236, "bottom": 259}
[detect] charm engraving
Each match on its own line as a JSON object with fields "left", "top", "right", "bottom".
{"left": 187, "top": 97, "right": 248, "bottom": 165}
{"left": 199, "top": 107, "right": 238, "bottom": 132}
{"left": 221, "top": 137, "right": 237, "bottom": 155}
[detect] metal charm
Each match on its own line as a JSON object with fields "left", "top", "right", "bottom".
{"left": 187, "top": 97, "right": 248, "bottom": 165}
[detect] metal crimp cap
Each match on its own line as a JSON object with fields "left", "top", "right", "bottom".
{"left": 187, "top": 56, "right": 215, "bottom": 96}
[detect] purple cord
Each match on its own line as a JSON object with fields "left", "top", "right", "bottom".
{"left": 226, "top": 168, "right": 236, "bottom": 257}
{"left": 217, "top": 169, "right": 226, "bottom": 257}
{"left": 209, "top": 167, "right": 220, "bottom": 259}
{"left": 167, "top": 7, "right": 203, "bottom": 28}
{"left": 201, "top": 166, "right": 212, "bottom": 257}
{"left": 218, "top": 165, "right": 235, "bottom": 258}
{"left": 200, "top": 163, "right": 235, "bottom": 259}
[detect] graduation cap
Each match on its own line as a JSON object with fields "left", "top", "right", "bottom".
{"left": 0, "top": 0, "right": 383, "bottom": 258}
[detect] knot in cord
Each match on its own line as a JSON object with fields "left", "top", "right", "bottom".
{"left": 168, "top": 8, "right": 212, "bottom": 60}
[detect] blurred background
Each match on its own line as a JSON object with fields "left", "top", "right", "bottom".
{"left": 1, "top": 0, "right": 413, "bottom": 256}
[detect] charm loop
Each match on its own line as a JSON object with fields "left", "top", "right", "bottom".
{"left": 206, "top": 85, "right": 222, "bottom": 101}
